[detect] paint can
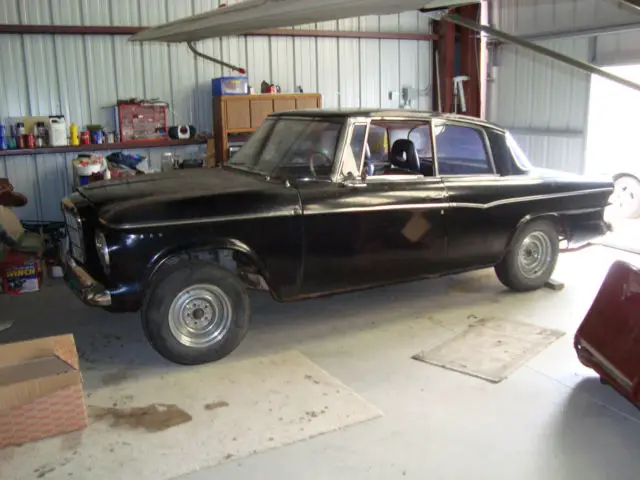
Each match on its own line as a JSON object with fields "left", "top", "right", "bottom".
{"left": 24, "top": 134, "right": 35, "bottom": 149}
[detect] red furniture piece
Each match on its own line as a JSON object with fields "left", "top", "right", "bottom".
{"left": 0, "top": 178, "right": 27, "bottom": 208}
{"left": 575, "top": 260, "right": 640, "bottom": 405}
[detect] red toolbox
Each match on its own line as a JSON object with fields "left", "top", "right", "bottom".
{"left": 115, "top": 102, "right": 168, "bottom": 142}
{"left": 575, "top": 260, "right": 640, "bottom": 405}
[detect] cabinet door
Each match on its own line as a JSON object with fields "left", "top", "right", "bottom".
{"left": 274, "top": 99, "right": 296, "bottom": 112}
{"left": 296, "top": 97, "right": 319, "bottom": 109}
{"left": 250, "top": 100, "right": 274, "bottom": 128}
{"left": 225, "top": 99, "right": 251, "bottom": 130}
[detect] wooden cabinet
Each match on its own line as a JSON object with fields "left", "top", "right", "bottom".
{"left": 212, "top": 93, "right": 322, "bottom": 165}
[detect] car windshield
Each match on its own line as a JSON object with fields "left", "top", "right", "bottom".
{"left": 228, "top": 118, "right": 344, "bottom": 179}
{"left": 505, "top": 131, "right": 534, "bottom": 170}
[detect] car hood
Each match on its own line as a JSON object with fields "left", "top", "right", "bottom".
{"left": 78, "top": 167, "right": 300, "bottom": 228}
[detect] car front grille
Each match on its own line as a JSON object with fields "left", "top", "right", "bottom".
{"left": 62, "top": 200, "right": 86, "bottom": 263}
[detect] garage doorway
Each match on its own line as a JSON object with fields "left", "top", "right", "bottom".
{"left": 585, "top": 64, "right": 640, "bottom": 253}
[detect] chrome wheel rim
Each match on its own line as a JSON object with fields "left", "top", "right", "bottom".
{"left": 612, "top": 177, "right": 640, "bottom": 219}
{"left": 168, "top": 284, "right": 232, "bottom": 348}
{"left": 517, "top": 231, "right": 552, "bottom": 279}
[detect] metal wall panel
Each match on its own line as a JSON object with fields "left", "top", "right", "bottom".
{"left": 512, "top": 134, "right": 585, "bottom": 173}
{"left": 489, "top": 37, "right": 590, "bottom": 173}
{"left": 0, "top": 0, "right": 432, "bottom": 221}
{"left": 488, "top": 0, "right": 620, "bottom": 174}
{"left": 595, "top": 30, "right": 640, "bottom": 66}
{"left": 497, "top": 0, "right": 633, "bottom": 36}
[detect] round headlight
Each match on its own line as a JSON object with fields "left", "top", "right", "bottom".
{"left": 95, "top": 231, "right": 110, "bottom": 270}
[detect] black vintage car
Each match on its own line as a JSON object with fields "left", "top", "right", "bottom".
{"left": 61, "top": 109, "right": 613, "bottom": 365}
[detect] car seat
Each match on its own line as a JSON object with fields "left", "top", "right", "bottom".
{"left": 389, "top": 139, "right": 420, "bottom": 173}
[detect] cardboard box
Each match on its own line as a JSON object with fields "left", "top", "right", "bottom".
{"left": 0, "top": 335, "right": 88, "bottom": 448}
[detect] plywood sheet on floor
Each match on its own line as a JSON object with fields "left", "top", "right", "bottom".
{"left": 412, "top": 317, "right": 564, "bottom": 383}
{"left": 1, "top": 350, "right": 382, "bottom": 480}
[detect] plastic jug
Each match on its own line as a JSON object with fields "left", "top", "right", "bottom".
{"left": 69, "top": 123, "right": 79, "bottom": 146}
{"left": 48, "top": 116, "right": 68, "bottom": 146}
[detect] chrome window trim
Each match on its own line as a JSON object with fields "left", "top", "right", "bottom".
{"left": 332, "top": 117, "right": 371, "bottom": 182}
{"left": 361, "top": 117, "right": 437, "bottom": 181}
{"left": 431, "top": 119, "right": 497, "bottom": 176}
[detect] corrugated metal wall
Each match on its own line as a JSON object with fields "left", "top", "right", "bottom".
{"left": 0, "top": 0, "right": 433, "bottom": 222}
{"left": 488, "top": 0, "right": 638, "bottom": 173}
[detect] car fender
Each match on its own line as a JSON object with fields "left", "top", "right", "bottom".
{"left": 500, "top": 213, "right": 565, "bottom": 259}
{"left": 143, "top": 237, "right": 270, "bottom": 292}
{"left": 613, "top": 172, "right": 640, "bottom": 182}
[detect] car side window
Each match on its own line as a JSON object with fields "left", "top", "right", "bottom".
{"left": 341, "top": 124, "right": 368, "bottom": 178}
{"left": 363, "top": 121, "right": 435, "bottom": 178}
{"left": 434, "top": 124, "right": 493, "bottom": 175}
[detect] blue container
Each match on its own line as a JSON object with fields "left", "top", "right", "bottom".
{"left": 0, "top": 124, "right": 6, "bottom": 150}
{"left": 212, "top": 76, "right": 248, "bottom": 96}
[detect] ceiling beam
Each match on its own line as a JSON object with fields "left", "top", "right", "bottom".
{"left": 520, "top": 22, "right": 640, "bottom": 42}
{"left": 0, "top": 24, "right": 437, "bottom": 41}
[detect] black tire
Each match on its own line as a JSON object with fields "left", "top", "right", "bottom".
{"left": 495, "top": 220, "right": 559, "bottom": 292}
{"left": 141, "top": 262, "right": 250, "bottom": 365}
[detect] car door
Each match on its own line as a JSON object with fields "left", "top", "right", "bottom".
{"left": 298, "top": 120, "right": 449, "bottom": 296}
{"left": 434, "top": 120, "right": 523, "bottom": 269}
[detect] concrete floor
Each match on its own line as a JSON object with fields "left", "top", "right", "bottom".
{"left": 2, "top": 245, "right": 640, "bottom": 479}
{"left": 599, "top": 218, "right": 640, "bottom": 254}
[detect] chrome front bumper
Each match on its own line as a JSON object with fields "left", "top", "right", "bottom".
{"left": 62, "top": 254, "right": 112, "bottom": 307}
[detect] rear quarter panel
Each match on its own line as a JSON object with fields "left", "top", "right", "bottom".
{"left": 442, "top": 172, "right": 613, "bottom": 268}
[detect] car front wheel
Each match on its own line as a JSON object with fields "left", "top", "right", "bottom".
{"left": 142, "top": 262, "right": 250, "bottom": 365}
{"left": 495, "top": 220, "right": 559, "bottom": 292}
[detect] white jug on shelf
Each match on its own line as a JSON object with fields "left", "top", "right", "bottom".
{"left": 48, "top": 116, "right": 68, "bottom": 147}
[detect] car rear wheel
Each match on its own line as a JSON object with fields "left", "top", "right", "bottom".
{"left": 495, "top": 220, "right": 559, "bottom": 292}
{"left": 611, "top": 175, "right": 640, "bottom": 220}
{"left": 142, "top": 262, "right": 250, "bottom": 365}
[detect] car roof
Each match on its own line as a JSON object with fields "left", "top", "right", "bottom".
{"left": 268, "top": 108, "right": 506, "bottom": 132}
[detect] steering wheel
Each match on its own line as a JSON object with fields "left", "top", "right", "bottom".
{"left": 308, "top": 151, "right": 333, "bottom": 177}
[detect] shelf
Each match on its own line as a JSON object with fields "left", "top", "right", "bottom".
{"left": 0, "top": 139, "right": 207, "bottom": 157}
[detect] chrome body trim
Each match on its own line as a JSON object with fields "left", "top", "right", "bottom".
{"left": 304, "top": 202, "right": 447, "bottom": 216}
{"left": 61, "top": 198, "right": 86, "bottom": 263}
{"left": 102, "top": 208, "right": 298, "bottom": 230}
{"left": 578, "top": 338, "right": 633, "bottom": 390}
{"left": 451, "top": 188, "right": 614, "bottom": 209}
